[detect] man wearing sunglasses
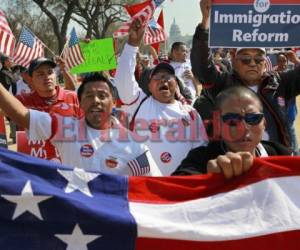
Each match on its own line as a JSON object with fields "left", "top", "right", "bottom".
{"left": 173, "top": 86, "right": 291, "bottom": 178}
{"left": 191, "top": 0, "right": 300, "bottom": 150}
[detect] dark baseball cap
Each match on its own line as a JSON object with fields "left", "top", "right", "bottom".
{"left": 28, "top": 57, "right": 56, "bottom": 76}
{"left": 150, "top": 62, "right": 175, "bottom": 78}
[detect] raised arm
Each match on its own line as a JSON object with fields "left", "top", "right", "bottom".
{"left": 56, "top": 57, "right": 78, "bottom": 91}
{"left": 114, "top": 18, "right": 147, "bottom": 107}
{"left": 191, "top": 0, "right": 226, "bottom": 86}
{"left": 0, "top": 83, "right": 29, "bottom": 129}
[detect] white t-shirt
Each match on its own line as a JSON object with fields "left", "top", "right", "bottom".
{"left": 170, "top": 61, "right": 196, "bottom": 100}
{"left": 114, "top": 44, "right": 208, "bottom": 176}
{"left": 27, "top": 109, "right": 162, "bottom": 176}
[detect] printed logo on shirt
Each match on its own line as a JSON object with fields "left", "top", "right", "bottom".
{"left": 148, "top": 121, "right": 160, "bottom": 133}
{"left": 80, "top": 144, "right": 94, "bottom": 157}
{"left": 60, "top": 103, "right": 70, "bottom": 110}
{"left": 160, "top": 152, "right": 172, "bottom": 164}
{"left": 105, "top": 156, "right": 118, "bottom": 168}
{"left": 277, "top": 96, "right": 285, "bottom": 107}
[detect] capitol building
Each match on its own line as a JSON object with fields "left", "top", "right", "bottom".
{"left": 167, "top": 18, "right": 193, "bottom": 50}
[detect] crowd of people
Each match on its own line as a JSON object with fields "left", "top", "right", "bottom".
{"left": 0, "top": 0, "right": 299, "bottom": 180}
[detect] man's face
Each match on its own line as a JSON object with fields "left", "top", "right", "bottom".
{"left": 172, "top": 45, "right": 188, "bottom": 62}
{"left": 31, "top": 64, "right": 57, "bottom": 97}
{"left": 233, "top": 49, "right": 266, "bottom": 86}
{"left": 277, "top": 54, "right": 288, "bottom": 71}
{"left": 80, "top": 81, "right": 115, "bottom": 130}
{"left": 148, "top": 70, "right": 177, "bottom": 104}
{"left": 220, "top": 94, "right": 265, "bottom": 154}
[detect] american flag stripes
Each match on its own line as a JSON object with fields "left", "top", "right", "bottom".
{"left": 125, "top": 0, "right": 152, "bottom": 17}
{"left": 61, "top": 27, "right": 84, "bottom": 70}
{"left": 0, "top": 9, "right": 15, "bottom": 57}
{"left": 144, "top": 17, "right": 166, "bottom": 45}
{"left": 113, "top": 0, "right": 156, "bottom": 38}
{"left": 13, "top": 26, "right": 45, "bottom": 68}
{"left": 265, "top": 55, "right": 273, "bottom": 72}
{"left": 127, "top": 151, "right": 150, "bottom": 176}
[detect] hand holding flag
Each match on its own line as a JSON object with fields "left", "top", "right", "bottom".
{"left": 128, "top": 19, "right": 146, "bottom": 47}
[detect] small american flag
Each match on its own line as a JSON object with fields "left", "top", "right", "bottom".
{"left": 127, "top": 151, "right": 150, "bottom": 176}
{"left": 61, "top": 27, "right": 84, "bottom": 70}
{"left": 265, "top": 55, "right": 273, "bottom": 72}
{"left": 144, "top": 17, "right": 166, "bottom": 45}
{"left": 13, "top": 26, "right": 45, "bottom": 67}
{"left": 113, "top": 0, "right": 157, "bottom": 38}
{"left": 0, "top": 9, "right": 15, "bottom": 57}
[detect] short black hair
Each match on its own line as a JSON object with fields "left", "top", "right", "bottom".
{"left": 215, "top": 86, "right": 263, "bottom": 112}
{"left": 171, "top": 42, "right": 186, "bottom": 53}
{"left": 77, "top": 72, "right": 117, "bottom": 102}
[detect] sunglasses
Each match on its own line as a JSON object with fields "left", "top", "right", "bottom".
{"left": 152, "top": 74, "right": 175, "bottom": 81}
{"left": 236, "top": 55, "right": 266, "bottom": 65}
{"left": 221, "top": 113, "right": 264, "bottom": 126}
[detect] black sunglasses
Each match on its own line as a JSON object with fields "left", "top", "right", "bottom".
{"left": 237, "top": 55, "right": 265, "bottom": 65}
{"left": 221, "top": 113, "right": 264, "bottom": 126}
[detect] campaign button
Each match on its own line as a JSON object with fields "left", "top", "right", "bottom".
{"left": 80, "top": 144, "right": 94, "bottom": 157}
{"left": 160, "top": 152, "right": 172, "bottom": 163}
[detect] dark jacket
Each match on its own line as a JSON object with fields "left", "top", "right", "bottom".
{"left": 0, "top": 67, "right": 17, "bottom": 91}
{"left": 172, "top": 140, "right": 291, "bottom": 176}
{"left": 191, "top": 25, "right": 300, "bottom": 147}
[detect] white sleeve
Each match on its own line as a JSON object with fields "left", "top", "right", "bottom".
{"left": 27, "top": 109, "right": 52, "bottom": 141}
{"left": 114, "top": 43, "right": 146, "bottom": 115}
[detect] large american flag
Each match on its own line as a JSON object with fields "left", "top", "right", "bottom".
{"left": 0, "top": 9, "right": 15, "bottom": 57}
{"left": 13, "top": 26, "right": 45, "bottom": 67}
{"left": 61, "top": 27, "right": 84, "bottom": 70}
{"left": 0, "top": 147, "right": 300, "bottom": 249}
{"left": 113, "top": 0, "right": 165, "bottom": 39}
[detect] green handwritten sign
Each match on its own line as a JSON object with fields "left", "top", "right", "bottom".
{"left": 71, "top": 38, "right": 117, "bottom": 74}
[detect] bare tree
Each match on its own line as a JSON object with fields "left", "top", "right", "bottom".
{"left": 5, "top": 0, "right": 59, "bottom": 55}
{"left": 71, "top": 0, "right": 131, "bottom": 39}
{"left": 32, "top": 0, "right": 76, "bottom": 53}
{"left": 4, "top": 0, "right": 141, "bottom": 54}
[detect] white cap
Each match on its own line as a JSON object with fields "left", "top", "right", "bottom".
{"left": 236, "top": 48, "right": 266, "bottom": 55}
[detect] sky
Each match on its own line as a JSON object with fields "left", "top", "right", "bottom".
{"left": 159, "top": 0, "right": 201, "bottom": 36}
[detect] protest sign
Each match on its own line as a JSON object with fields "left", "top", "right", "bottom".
{"left": 16, "top": 131, "right": 61, "bottom": 162}
{"left": 209, "top": 0, "right": 300, "bottom": 47}
{"left": 71, "top": 38, "right": 117, "bottom": 74}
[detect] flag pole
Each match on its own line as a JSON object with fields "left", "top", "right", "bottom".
{"left": 43, "top": 43, "right": 57, "bottom": 58}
